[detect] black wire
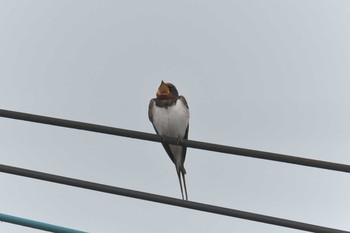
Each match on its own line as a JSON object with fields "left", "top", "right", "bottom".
{"left": 1, "top": 108, "right": 349, "bottom": 173}
{"left": 0, "top": 164, "right": 348, "bottom": 233}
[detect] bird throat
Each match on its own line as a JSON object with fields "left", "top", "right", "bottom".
{"left": 155, "top": 98, "right": 178, "bottom": 108}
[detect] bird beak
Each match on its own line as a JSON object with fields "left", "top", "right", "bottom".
{"left": 157, "top": 81, "right": 170, "bottom": 98}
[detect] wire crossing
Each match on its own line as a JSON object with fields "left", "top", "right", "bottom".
{"left": 0, "top": 164, "right": 348, "bottom": 233}
{"left": 1, "top": 108, "right": 350, "bottom": 173}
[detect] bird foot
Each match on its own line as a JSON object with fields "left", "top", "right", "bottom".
{"left": 161, "top": 134, "right": 166, "bottom": 142}
{"left": 176, "top": 136, "right": 184, "bottom": 145}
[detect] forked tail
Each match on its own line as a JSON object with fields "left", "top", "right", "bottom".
{"left": 176, "top": 167, "right": 188, "bottom": 200}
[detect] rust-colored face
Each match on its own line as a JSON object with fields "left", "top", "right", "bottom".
{"left": 156, "top": 81, "right": 172, "bottom": 99}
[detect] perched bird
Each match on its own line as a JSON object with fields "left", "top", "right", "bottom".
{"left": 148, "top": 81, "right": 190, "bottom": 200}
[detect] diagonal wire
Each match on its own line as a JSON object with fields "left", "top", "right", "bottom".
{"left": 0, "top": 163, "right": 348, "bottom": 233}
{"left": 1, "top": 108, "right": 350, "bottom": 173}
{"left": 0, "top": 213, "right": 86, "bottom": 233}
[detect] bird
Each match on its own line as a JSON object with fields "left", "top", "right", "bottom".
{"left": 148, "top": 81, "right": 190, "bottom": 200}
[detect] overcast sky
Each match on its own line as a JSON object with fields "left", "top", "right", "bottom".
{"left": 1, "top": 1, "right": 350, "bottom": 232}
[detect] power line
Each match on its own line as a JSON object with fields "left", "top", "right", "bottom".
{"left": 0, "top": 164, "right": 348, "bottom": 233}
{"left": 1, "top": 108, "right": 350, "bottom": 173}
{"left": 0, "top": 213, "right": 86, "bottom": 233}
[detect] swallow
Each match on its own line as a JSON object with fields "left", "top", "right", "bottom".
{"left": 148, "top": 81, "right": 190, "bottom": 200}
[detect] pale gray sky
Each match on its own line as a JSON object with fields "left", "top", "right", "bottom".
{"left": 1, "top": 1, "right": 350, "bottom": 232}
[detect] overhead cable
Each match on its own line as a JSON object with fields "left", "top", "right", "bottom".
{"left": 1, "top": 109, "right": 349, "bottom": 173}
{"left": 0, "top": 164, "right": 348, "bottom": 233}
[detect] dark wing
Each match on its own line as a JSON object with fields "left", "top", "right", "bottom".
{"left": 179, "top": 95, "right": 189, "bottom": 164}
{"left": 162, "top": 124, "right": 188, "bottom": 170}
{"left": 161, "top": 143, "right": 176, "bottom": 164}
{"left": 179, "top": 96, "right": 189, "bottom": 109}
{"left": 181, "top": 124, "right": 189, "bottom": 165}
{"left": 148, "top": 99, "right": 155, "bottom": 122}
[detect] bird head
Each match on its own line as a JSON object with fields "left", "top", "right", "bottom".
{"left": 156, "top": 81, "right": 179, "bottom": 99}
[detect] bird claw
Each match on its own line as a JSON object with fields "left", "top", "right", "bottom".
{"left": 176, "top": 136, "right": 184, "bottom": 145}
{"left": 161, "top": 134, "right": 166, "bottom": 142}
{"left": 161, "top": 135, "right": 183, "bottom": 145}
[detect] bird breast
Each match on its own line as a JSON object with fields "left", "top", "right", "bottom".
{"left": 152, "top": 100, "right": 189, "bottom": 138}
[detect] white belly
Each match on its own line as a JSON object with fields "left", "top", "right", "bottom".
{"left": 152, "top": 100, "right": 189, "bottom": 138}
